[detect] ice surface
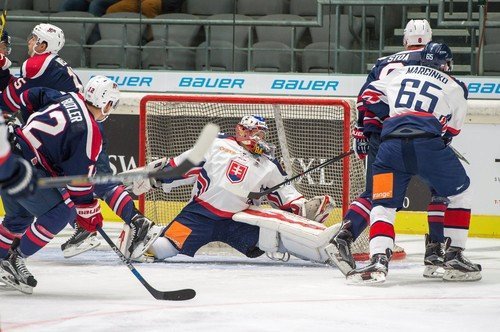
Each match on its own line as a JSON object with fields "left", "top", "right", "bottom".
{"left": 1, "top": 222, "right": 499, "bottom": 332}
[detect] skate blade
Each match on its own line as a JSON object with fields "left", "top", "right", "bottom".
{"left": 346, "top": 271, "right": 386, "bottom": 285}
{"left": 0, "top": 271, "right": 33, "bottom": 294}
{"left": 443, "top": 270, "right": 482, "bottom": 282}
{"left": 63, "top": 238, "right": 101, "bottom": 258}
{"left": 325, "top": 244, "right": 355, "bottom": 276}
{"left": 130, "top": 225, "right": 164, "bottom": 259}
{"left": 423, "top": 265, "right": 444, "bottom": 278}
{"left": 0, "top": 280, "right": 16, "bottom": 291}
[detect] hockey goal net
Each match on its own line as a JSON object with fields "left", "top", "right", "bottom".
{"left": 139, "top": 94, "right": 405, "bottom": 261}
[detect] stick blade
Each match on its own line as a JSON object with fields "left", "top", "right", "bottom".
{"left": 152, "top": 288, "right": 196, "bottom": 301}
{"left": 188, "top": 123, "right": 220, "bottom": 165}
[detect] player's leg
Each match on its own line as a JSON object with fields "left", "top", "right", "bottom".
{"left": 346, "top": 138, "right": 412, "bottom": 284}
{"left": 423, "top": 190, "right": 447, "bottom": 278}
{"left": 416, "top": 138, "right": 481, "bottom": 281}
{"left": 329, "top": 134, "right": 381, "bottom": 267}
{"left": 142, "top": 210, "right": 215, "bottom": 260}
{"left": 0, "top": 193, "right": 34, "bottom": 259}
{"left": 216, "top": 219, "right": 263, "bottom": 258}
{"left": 0, "top": 187, "right": 75, "bottom": 294}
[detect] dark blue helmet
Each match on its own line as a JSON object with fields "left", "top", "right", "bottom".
{"left": 0, "top": 30, "right": 11, "bottom": 55}
{"left": 421, "top": 42, "right": 453, "bottom": 72}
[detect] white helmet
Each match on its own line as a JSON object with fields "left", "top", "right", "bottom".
{"left": 403, "top": 19, "right": 432, "bottom": 47}
{"left": 84, "top": 75, "right": 120, "bottom": 122}
{"left": 239, "top": 115, "right": 268, "bottom": 131}
{"left": 30, "top": 23, "right": 65, "bottom": 54}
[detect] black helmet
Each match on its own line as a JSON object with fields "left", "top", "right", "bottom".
{"left": 421, "top": 42, "right": 453, "bottom": 72}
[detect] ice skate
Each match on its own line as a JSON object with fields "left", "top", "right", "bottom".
{"left": 346, "top": 249, "right": 392, "bottom": 284}
{"left": 119, "top": 214, "right": 163, "bottom": 260}
{"left": 61, "top": 224, "right": 101, "bottom": 258}
{"left": 442, "top": 238, "right": 481, "bottom": 282}
{"left": 0, "top": 238, "right": 37, "bottom": 294}
{"left": 324, "top": 220, "right": 356, "bottom": 275}
{"left": 423, "top": 234, "right": 444, "bottom": 278}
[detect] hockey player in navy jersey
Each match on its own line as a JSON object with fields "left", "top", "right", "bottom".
{"left": 127, "top": 115, "right": 349, "bottom": 269}
{"left": 345, "top": 42, "right": 480, "bottom": 284}
{"left": 0, "top": 76, "right": 123, "bottom": 294}
{"left": 0, "top": 24, "right": 155, "bottom": 260}
{"left": 329, "top": 20, "right": 450, "bottom": 278}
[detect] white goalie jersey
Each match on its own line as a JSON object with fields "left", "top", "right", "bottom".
{"left": 163, "top": 134, "right": 304, "bottom": 217}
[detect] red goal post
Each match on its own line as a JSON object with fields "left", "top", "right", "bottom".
{"left": 138, "top": 94, "right": 405, "bottom": 261}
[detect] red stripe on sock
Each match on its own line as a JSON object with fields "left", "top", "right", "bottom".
{"left": 370, "top": 221, "right": 395, "bottom": 240}
{"left": 116, "top": 195, "right": 133, "bottom": 216}
{"left": 444, "top": 208, "right": 471, "bottom": 229}
{"left": 108, "top": 186, "right": 125, "bottom": 208}
{"left": 25, "top": 229, "right": 48, "bottom": 247}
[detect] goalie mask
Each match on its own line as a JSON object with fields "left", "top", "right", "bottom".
{"left": 29, "top": 23, "right": 65, "bottom": 55}
{"left": 235, "top": 115, "right": 273, "bottom": 156}
{"left": 84, "top": 75, "right": 120, "bottom": 122}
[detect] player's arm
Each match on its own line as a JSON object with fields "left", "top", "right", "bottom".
{"left": 264, "top": 158, "right": 334, "bottom": 223}
{"left": 0, "top": 117, "right": 36, "bottom": 197}
{"left": 443, "top": 79, "right": 469, "bottom": 144}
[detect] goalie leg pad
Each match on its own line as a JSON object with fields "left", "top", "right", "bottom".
{"left": 234, "top": 206, "right": 338, "bottom": 263}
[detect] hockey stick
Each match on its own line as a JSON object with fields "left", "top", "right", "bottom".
{"left": 235, "top": 150, "right": 354, "bottom": 200}
{"left": 97, "top": 227, "right": 196, "bottom": 301}
{"left": 37, "top": 123, "right": 220, "bottom": 189}
{"left": 450, "top": 145, "right": 470, "bottom": 165}
{"left": 0, "top": 0, "right": 7, "bottom": 37}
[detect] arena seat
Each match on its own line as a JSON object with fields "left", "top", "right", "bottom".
{"left": 51, "top": 11, "right": 95, "bottom": 44}
{"left": 5, "top": 10, "right": 45, "bottom": 40}
{"left": 33, "top": 0, "right": 63, "bottom": 13}
{"left": 142, "top": 40, "right": 196, "bottom": 70}
{"left": 237, "top": 0, "right": 288, "bottom": 16}
{"left": 250, "top": 41, "right": 292, "bottom": 72}
{"left": 151, "top": 13, "right": 201, "bottom": 47}
{"left": 301, "top": 42, "right": 358, "bottom": 73}
{"left": 59, "top": 38, "right": 86, "bottom": 68}
{"left": 203, "top": 14, "right": 254, "bottom": 48}
{"left": 90, "top": 39, "right": 140, "bottom": 69}
{"left": 195, "top": 40, "right": 247, "bottom": 71}
{"left": 3, "top": 0, "right": 33, "bottom": 10}
{"left": 255, "top": 14, "right": 306, "bottom": 47}
{"left": 186, "top": 0, "right": 235, "bottom": 16}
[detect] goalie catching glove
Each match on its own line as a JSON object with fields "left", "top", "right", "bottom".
{"left": 290, "top": 195, "right": 335, "bottom": 223}
{"left": 130, "top": 157, "right": 169, "bottom": 195}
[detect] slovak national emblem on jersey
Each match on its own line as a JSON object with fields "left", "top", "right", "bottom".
{"left": 226, "top": 160, "right": 248, "bottom": 183}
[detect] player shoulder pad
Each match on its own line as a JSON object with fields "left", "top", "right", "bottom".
{"left": 22, "top": 53, "right": 57, "bottom": 79}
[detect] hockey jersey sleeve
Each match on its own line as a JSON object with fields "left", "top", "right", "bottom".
{"left": 442, "top": 79, "right": 469, "bottom": 138}
{"left": 18, "top": 87, "right": 67, "bottom": 122}
{"left": 0, "top": 116, "right": 18, "bottom": 181}
{"left": 263, "top": 158, "right": 304, "bottom": 213}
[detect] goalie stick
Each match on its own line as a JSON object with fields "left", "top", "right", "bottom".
{"left": 37, "top": 123, "right": 220, "bottom": 189}
{"left": 231, "top": 150, "right": 354, "bottom": 200}
{"left": 97, "top": 227, "right": 196, "bottom": 301}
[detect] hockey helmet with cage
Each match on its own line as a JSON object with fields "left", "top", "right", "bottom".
{"left": 0, "top": 31, "right": 11, "bottom": 55}
{"left": 29, "top": 23, "right": 65, "bottom": 54}
{"left": 236, "top": 115, "right": 273, "bottom": 156}
{"left": 403, "top": 19, "right": 432, "bottom": 47}
{"left": 421, "top": 42, "right": 453, "bottom": 72}
{"left": 84, "top": 75, "right": 120, "bottom": 122}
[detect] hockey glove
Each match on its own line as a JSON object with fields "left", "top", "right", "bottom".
{"left": 131, "top": 157, "right": 168, "bottom": 195}
{"left": 0, "top": 54, "right": 12, "bottom": 71}
{"left": 0, "top": 158, "right": 37, "bottom": 198}
{"left": 352, "top": 126, "right": 368, "bottom": 160}
{"left": 76, "top": 199, "right": 104, "bottom": 232}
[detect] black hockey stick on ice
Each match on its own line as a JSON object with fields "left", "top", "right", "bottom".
{"left": 232, "top": 150, "right": 354, "bottom": 200}
{"left": 37, "top": 123, "right": 220, "bottom": 189}
{"left": 97, "top": 227, "right": 196, "bottom": 301}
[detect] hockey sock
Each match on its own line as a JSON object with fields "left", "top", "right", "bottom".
{"left": 344, "top": 197, "right": 372, "bottom": 239}
{"left": 102, "top": 185, "right": 135, "bottom": 224}
{"left": 443, "top": 208, "right": 471, "bottom": 249}
{"left": 427, "top": 201, "right": 446, "bottom": 243}
{"left": 19, "top": 202, "right": 76, "bottom": 256}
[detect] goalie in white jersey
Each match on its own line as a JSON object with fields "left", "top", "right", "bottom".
{"left": 129, "top": 115, "right": 347, "bottom": 272}
{"left": 346, "top": 42, "right": 481, "bottom": 284}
